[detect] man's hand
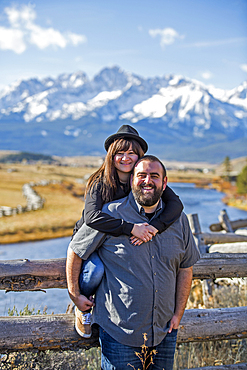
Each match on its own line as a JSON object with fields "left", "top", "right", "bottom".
{"left": 168, "top": 314, "right": 180, "bottom": 333}
{"left": 66, "top": 247, "right": 96, "bottom": 312}
{"left": 74, "top": 294, "right": 95, "bottom": 313}
{"left": 168, "top": 266, "right": 193, "bottom": 333}
{"left": 66, "top": 247, "right": 88, "bottom": 309}
{"left": 131, "top": 224, "right": 158, "bottom": 245}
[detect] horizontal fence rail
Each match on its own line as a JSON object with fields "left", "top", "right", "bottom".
{"left": 201, "top": 232, "right": 247, "bottom": 244}
{"left": 0, "top": 258, "right": 66, "bottom": 291}
{"left": 192, "top": 253, "right": 247, "bottom": 279}
{"left": 0, "top": 307, "right": 246, "bottom": 353}
{"left": 210, "top": 218, "right": 247, "bottom": 232}
{"left": 0, "top": 253, "right": 247, "bottom": 292}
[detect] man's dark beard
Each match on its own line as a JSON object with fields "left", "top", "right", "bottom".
{"left": 132, "top": 183, "right": 163, "bottom": 207}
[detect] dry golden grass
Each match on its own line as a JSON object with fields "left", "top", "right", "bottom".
{"left": 168, "top": 170, "right": 215, "bottom": 185}
{"left": 0, "top": 163, "right": 93, "bottom": 243}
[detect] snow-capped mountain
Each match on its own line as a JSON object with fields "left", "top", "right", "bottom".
{"left": 0, "top": 66, "right": 246, "bottom": 162}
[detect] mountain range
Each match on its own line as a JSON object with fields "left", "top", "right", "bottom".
{"left": 0, "top": 66, "right": 246, "bottom": 163}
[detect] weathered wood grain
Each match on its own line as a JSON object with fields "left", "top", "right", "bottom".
{"left": 192, "top": 253, "right": 247, "bottom": 279}
{"left": 0, "top": 313, "right": 99, "bottom": 352}
{"left": 0, "top": 258, "right": 66, "bottom": 291}
{"left": 0, "top": 258, "right": 66, "bottom": 277}
{"left": 1, "top": 254, "right": 247, "bottom": 291}
{"left": 178, "top": 306, "right": 247, "bottom": 343}
{"left": 0, "top": 307, "right": 246, "bottom": 352}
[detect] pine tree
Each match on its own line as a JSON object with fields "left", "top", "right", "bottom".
{"left": 237, "top": 165, "right": 247, "bottom": 194}
{"left": 223, "top": 156, "right": 231, "bottom": 181}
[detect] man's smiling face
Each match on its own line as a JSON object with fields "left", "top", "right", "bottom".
{"left": 131, "top": 160, "right": 167, "bottom": 208}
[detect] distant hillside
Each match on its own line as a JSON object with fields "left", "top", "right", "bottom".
{"left": 215, "top": 156, "right": 247, "bottom": 177}
{"left": 0, "top": 151, "right": 55, "bottom": 163}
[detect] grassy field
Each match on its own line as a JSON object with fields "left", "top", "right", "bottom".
{"left": 0, "top": 163, "right": 93, "bottom": 243}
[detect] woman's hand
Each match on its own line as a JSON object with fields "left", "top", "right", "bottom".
{"left": 130, "top": 224, "right": 158, "bottom": 245}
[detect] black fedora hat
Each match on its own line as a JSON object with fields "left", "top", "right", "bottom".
{"left": 104, "top": 125, "right": 148, "bottom": 153}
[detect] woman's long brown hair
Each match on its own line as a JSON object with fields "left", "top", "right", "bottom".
{"left": 85, "top": 138, "right": 144, "bottom": 204}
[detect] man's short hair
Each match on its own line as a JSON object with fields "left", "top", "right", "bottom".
{"left": 133, "top": 155, "right": 167, "bottom": 178}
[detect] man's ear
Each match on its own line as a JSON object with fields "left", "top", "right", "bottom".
{"left": 163, "top": 176, "right": 168, "bottom": 191}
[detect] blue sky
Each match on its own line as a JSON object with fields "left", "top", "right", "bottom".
{"left": 0, "top": 0, "right": 246, "bottom": 91}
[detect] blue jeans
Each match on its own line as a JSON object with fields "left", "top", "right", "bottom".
{"left": 79, "top": 251, "right": 104, "bottom": 298}
{"left": 99, "top": 327, "right": 178, "bottom": 370}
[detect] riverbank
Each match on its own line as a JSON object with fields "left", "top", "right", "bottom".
{"left": 211, "top": 178, "right": 247, "bottom": 211}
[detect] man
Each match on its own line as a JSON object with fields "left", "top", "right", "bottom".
{"left": 66, "top": 155, "right": 200, "bottom": 370}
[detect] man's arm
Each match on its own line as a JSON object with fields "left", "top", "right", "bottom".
{"left": 168, "top": 266, "right": 193, "bottom": 333}
{"left": 67, "top": 215, "right": 108, "bottom": 312}
{"left": 66, "top": 246, "right": 94, "bottom": 312}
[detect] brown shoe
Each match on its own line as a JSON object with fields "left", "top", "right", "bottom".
{"left": 75, "top": 306, "right": 92, "bottom": 338}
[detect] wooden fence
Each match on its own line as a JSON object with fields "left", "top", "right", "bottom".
{"left": 187, "top": 212, "right": 247, "bottom": 254}
{"left": 209, "top": 210, "right": 247, "bottom": 233}
{"left": 0, "top": 212, "right": 247, "bottom": 369}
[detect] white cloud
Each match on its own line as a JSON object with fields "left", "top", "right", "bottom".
{"left": 0, "top": 4, "right": 87, "bottom": 54}
{"left": 0, "top": 26, "right": 26, "bottom": 53}
{"left": 29, "top": 24, "right": 67, "bottom": 49}
{"left": 201, "top": 71, "right": 213, "bottom": 80}
{"left": 66, "top": 32, "right": 87, "bottom": 46}
{"left": 149, "top": 27, "right": 184, "bottom": 48}
{"left": 240, "top": 64, "right": 247, "bottom": 72}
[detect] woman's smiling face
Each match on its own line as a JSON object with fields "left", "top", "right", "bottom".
{"left": 114, "top": 144, "right": 139, "bottom": 175}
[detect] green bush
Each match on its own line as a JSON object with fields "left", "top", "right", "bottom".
{"left": 237, "top": 165, "right": 247, "bottom": 194}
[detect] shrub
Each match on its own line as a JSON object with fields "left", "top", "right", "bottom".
{"left": 237, "top": 165, "right": 247, "bottom": 194}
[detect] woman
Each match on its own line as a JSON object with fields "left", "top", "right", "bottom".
{"left": 73, "top": 125, "right": 182, "bottom": 241}
{"left": 71, "top": 125, "right": 183, "bottom": 337}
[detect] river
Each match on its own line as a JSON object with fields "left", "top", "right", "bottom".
{"left": 1, "top": 183, "right": 247, "bottom": 315}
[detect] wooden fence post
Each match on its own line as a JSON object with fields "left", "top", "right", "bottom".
{"left": 219, "top": 209, "right": 233, "bottom": 232}
{"left": 187, "top": 214, "right": 207, "bottom": 254}
{"left": 187, "top": 214, "right": 212, "bottom": 304}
